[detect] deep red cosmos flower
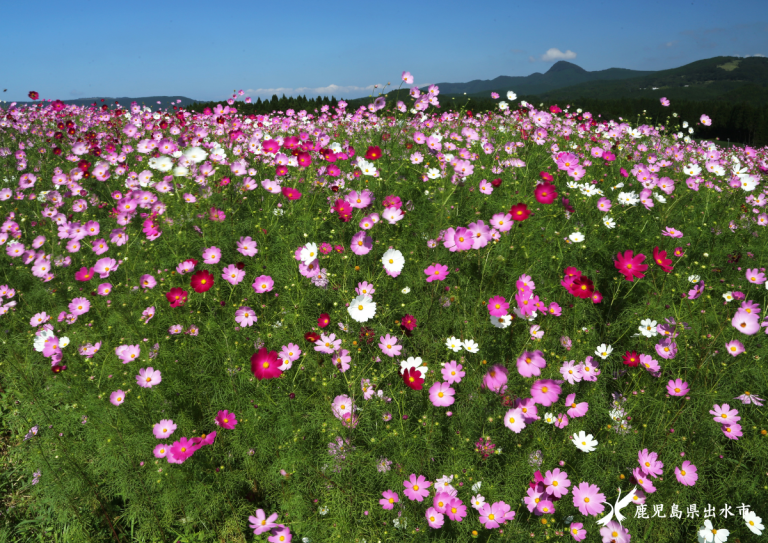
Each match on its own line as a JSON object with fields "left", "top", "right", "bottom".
{"left": 318, "top": 313, "right": 330, "bottom": 328}
{"left": 251, "top": 347, "right": 283, "bottom": 380}
{"left": 400, "top": 314, "right": 418, "bottom": 331}
{"left": 190, "top": 270, "right": 214, "bottom": 293}
{"left": 509, "top": 203, "right": 530, "bottom": 221}
{"left": 534, "top": 183, "right": 558, "bottom": 204}
{"left": 571, "top": 277, "right": 594, "bottom": 299}
{"left": 365, "top": 146, "right": 382, "bottom": 160}
{"left": 304, "top": 332, "right": 321, "bottom": 343}
{"left": 490, "top": 178, "right": 503, "bottom": 187}
{"left": 622, "top": 351, "right": 640, "bottom": 367}
{"left": 402, "top": 367, "right": 425, "bottom": 390}
{"left": 28, "top": 91, "right": 39, "bottom": 100}
{"left": 166, "top": 287, "right": 189, "bottom": 308}
{"left": 653, "top": 247, "right": 673, "bottom": 273}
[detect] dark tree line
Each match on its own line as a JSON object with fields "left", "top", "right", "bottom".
{"left": 184, "top": 94, "right": 338, "bottom": 116}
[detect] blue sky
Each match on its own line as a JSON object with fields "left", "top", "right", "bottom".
{"left": 2, "top": 0, "right": 766, "bottom": 103}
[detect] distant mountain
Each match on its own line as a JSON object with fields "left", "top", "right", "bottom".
{"left": 3, "top": 96, "right": 199, "bottom": 109}
{"left": 410, "top": 61, "right": 655, "bottom": 97}
{"left": 482, "top": 56, "right": 768, "bottom": 105}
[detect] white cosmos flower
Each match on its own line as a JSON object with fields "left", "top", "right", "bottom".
{"left": 490, "top": 314, "right": 512, "bottom": 329}
{"left": 471, "top": 480, "right": 482, "bottom": 492}
{"left": 300, "top": 243, "right": 318, "bottom": 266}
{"left": 401, "top": 287, "right": 410, "bottom": 294}
{"left": 33, "top": 329, "right": 55, "bottom": 352}
{"left": 698, "top": 519, "right": 729, "bottom": 543}
{"left": 59, "top": 337, "right": 70, "bottom": 348}
{"left": 688, "top": 275, "right": 700, "bottom": 283}
{"left": 463, "top": 339, "right": 480, "bottom": 353}
{"left": 400, "top": 356, "right": 427, "bottom": 376}
{"left": 426, "top": 168, "right": 441, "bottom": 179}
{"left": 595, "top": 343, "right": 613, "bottom": 359}
{"left": 744, "top": 510, "right": 764, "bottom": 536}
{"left": 172, "top": 166, "right": 189, "bottom": 177}
{"left": 683, "top": 163, "right": 702, "bottom": 176}
{"left": 507, "top": 91, "right": 517, "bottom": 101}
{"left": 543, "top": 412, "right": 556, "bottom": 424}
{"left": 183, "top": 147, "right": 208, "bottom": 163}
{"left": 347, "top": 295, "right": 376, "bottom": 323}
{"left": 568, "top": 232, "right": 585, "bottom": 243}
{"left": 152, "top": 156, "right": 174, "bottom": 172}
{"left": 639, "top": 319, "right": 658, "bottom": 338}
{"left": 723, "top": 292, "right": 734, "bottom": 303}
{"left": 381, "top": 249, "right": 405, "bottom": 275}
{"left": 446, "top": 336, "right": 463, "bottom": 352}
{"left": 572, "top": 431, "right": 598, "bottom": 453}
{"left": 603, "top": 217, "right": 616, "bottom": 229}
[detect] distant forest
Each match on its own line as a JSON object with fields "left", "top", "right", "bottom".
{"left": 184, "top": 93, "right": 767, "bottom": 148}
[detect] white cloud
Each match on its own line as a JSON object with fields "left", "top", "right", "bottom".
{"left": 537, "top": 48, "right": 577, "bottom": 62}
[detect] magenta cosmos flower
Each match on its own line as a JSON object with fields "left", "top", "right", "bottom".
{"left": 215, "top": 409, "right": 238, "bottom": 429}
{"left": 487, "top": 295, "right": 509, "bottom": 317}
{"left": 169, "top": 437, "right": 198, "bottom": 463}
{"left": 614, "top": 250, "right": 648, "bottom": 282}
{"left": 249, "top": 510, "right": 280, "bottom": 535}
{"left": 403, "top": 474, "right": 431, "bottom": 501}
{"left": 530, "top": 379, "right": 562, "bottom": 406}
{"left": 517, "top": 350, "right": 546, "bottom": 378}
{"left": 251, "top": 347, "right": 283, "bottom": 380}
{"left": 153, "top": 419, "right": 177, "bottom": 439}
{"left": 109, "top": 390, "right": 125, "bottom": 406}
{"left": 674, "top": 461, "right": 698, "bottom": 486}
{"left": 666, "top": 379, "right": 689, "bottom": 396}
{"left": 380, "top": 490, "right": 399, "bottom": 510}
{"left": 252, "top": 275, "right": 274, "bottom": 293}
{"left": 136, "top": 367, "right": 162, "bottom": 388}
{"left": 202, "top": 246, "right": 221, "bottom": 264}
{"left": 571, "top": 482, "right": 605, "bottom": 516}
{"left": 428, "top": 382, "right": 455, "bottom": 407}
{"left": 424, "top": 263, "right": 449, "bottom": 282}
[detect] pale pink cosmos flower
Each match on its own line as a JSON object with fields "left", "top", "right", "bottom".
{"left": 202, "top": 246, "right": 221, "bottom": 264}
{"left": 280, "top": 343, "right": 302, "bottom": 362}
{"left": 30, "top": 312, "right": 50, "bottom": 327}
{"left": 530, "top": 379, "right": 562, "bottom": 406}
{"left": 722, "top": 422, "right": 742, "bottom": 440}
{"left": 662, "top": 227, "right": 683, "bottom": 238}
{"left": 350, "top": 231, "right": 373, "bottom": 255}
{"left": 632, "top": 467, "right": 656, "bottom": 494}
{"left": 479, "top": 179, "right": 493, "bottom": 195}
{"left": 379, "top": 490, "right": 399, "bottom": 510}
{"left": 530, "top": 324, "right": 544, "bottom": 339}
{"left": 248, "top": 509, "right": 279, "bottom": 535}
{"left": 710, "top": 403, "right": 740, "bottom": 425}
{"left": 355, "top": 281, "right": 375, "bottom": 297}
{"left": 222, "top": 264, "right": 246, "bottom": 286}
{"left": 68, "top": 297, "right": 90, "bottom": 316}
{"left": 565, "top": 393, "right": 589, "bottom": 418}
{"left": 117, "top": 344, "right": 140, "bottom": 363}
{"left": 543, "top": 468, "right": 571, "bottom": 498}
{"left": 667, "top": 378, "right": 689, "bottom": 396}
{"left": 639, "top": 354, "right": 661, "bottom": 376}
{"left": 110, "top": 390, "right": 126, "bottom": 406}
{"left": 732, "top": 309, "right": 760, "bottom": 335}
{"left": 560, "top": 360, "right": 583, "bottom": 385}
{"left": 725, "top": 339, "right": 744, "bottom": 357}
{"left": 237, "top": 236, "right": 258, "bottom": 257}
{"left": 315, "top": 333, "right": 341, "bottom": 354}
{"left": 378, "top": 334, "right": 402, "bottom": 357}
{"left": 428, "top": 382, "right": 455, "bottom": 407}
{"left": 504, "top": 407, "right": 526, "bottom": 433}
{"left": 140, "top": 274, "right": 157, "bottom": 289}
{"left": 235, "top": 307, "right": 257, "bottom": 327}
{"left": 441, "top": 360, "right": 465, "bottom": 384}
{"left": 153, "top": 444, "right": 169, "bottom": 459}
{"left": 745, "top": 268, "right": 766, "bottom": 285}
{"left": 482, "top": 365, "right": 508, "bottom": 394}
{"left": 425, "top": 506, "right": 444, "bottom": 529}
{"left": 153, "top": 419, "right": 177, "bottom": 439}
{"left": 136, "top": 367, "right": 162, "bottom": 388}
{"left": 571, "top": 482, "right": 605, "bottom": 517}
{"left": 94, "top": 257, "right": 117, "bottom": 278}
{"left": 478, "top": 501, "right": 507, "bottom": 529}
{"left": 517, "top": 350, "right": 546, "bottom": 378}
{"left": 674, "top": 460, "right": 698, "bottom": 486}
{"left": 734, "top": 392, "right": 764, "bottom": 406}
{"left": 252, "top": 275, "right": 274, "bottom": 293}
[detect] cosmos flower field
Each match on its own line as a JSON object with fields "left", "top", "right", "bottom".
{"left": 1, "top": 76, "right": 767, "bottom": 543}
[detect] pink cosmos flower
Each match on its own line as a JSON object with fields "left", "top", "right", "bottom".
{"left": 600, "top": 520, "right": 630, "bottom": 543}
{"left": 403, "top": 474, "right": 431, "bottom": 502}
{"left": 571, "top": 482, "right": 605, "bottom": 516}
{"left": 441, "top": 360, "right": 465, "bottom": 384}
{"left": 632, "top": 467, "right": 656, "bottom": 493}
{"left": 153, "top": 419, "right": 177, "bottom": 439}
{"left": 215, "top": 410, "right": 238, "bottom": 429}
{"left": 530, "top": 379, "right": 562, "bottom": 406}
{"left": 425, "top": 507, "right": 444, "bottom": 529}
{"left": 153, "top": 444, "right": 169, "bottom": 459}
{"left": 94, "top": 257, "right": 118, "bottom": 278}
{"left": 655, "top": 338, "right": 677, "bottom": 359}
{"left": 222, "top": 264, "right": 246, "bottom": 286}
{"left": 710, "top": 403, "right": 740, "bottom": 425}
{"left": 202, "top": 246, "right": 221, "bottom": 264}
{"left": 109, "top": 390, "right": 125, "bottom": 406}
{"left": 674, "top": 460, "right": 698, "bottom": 486}
{"left": 331, "top": 395, "right": 355, "bottom": 421}
{"left": 478, "top": 501, "right": 507, "bottom": 528}
{"left": 662, "top": 227, "right": 683, "bottom": 238}
{"left": 169, "top": 437, "right": 197, "bottom": 463}
{"left": 560, "top": 360, "right": 583, "bottom": 385}
{"left": 745, "top": 268, "right": 766, "bottom": 285}
{"left": 74, "top": 266, "right": 95, "bottom": 281}
{"left": 355, "top": 281, "right": 375, "bottom": 297}
{"left": 237, "top": 236, "right": 258, "bottom": 257}
{"left": 446, "top": 498, "right": 467, "bottom": 521}
{"left": 429, "top": 381, "right": 455, "bottom": 407}
{"left": 378, "top": 334, "right": 402, "bottom": 357}
{"left": 117, "top": 344, "right": 141, "bottom": 363}
{"left": 140, "top": 274, "right": 157, "bottom": 289}
{"left": 639, "top": 354, "right": 661, "bottom": 376}
{"left": 235, "top": 307, "right": 257, "bottom": 327}
{"left": 666, "top": 379, "right": 689, "bottom": 396}
{"left": 638, "top": 448, "right": 664, "bottom": 478}
{"left": 453, "top": 227, "right": 474, "bottom": 251}
{"left": 68, "top": 297, "right": 90, "bottom": 316}
{"left": 252, "top": 275, "right": 274, "bottom": 293}
{"left": 249, "top": 510, "right": 280, "bottom": 536}
{"left": 350, "top": 231, "right": 373, "bottom": 255}
{"left": 504, "top": 407, "right": 526, "bottom": 433}
{"left": 725, "top": 339, "right": 744, "bottom": 357}
{"left": 267, "top": 526, "right": 291, "bottom": 543}
{"left": 136, "top": 367, "right": 162, "bottom": 388}
{"left": 555, "top": 413, "right": 569, "bottom": 429}
{"left": 482, "top": 365, "right": 508, "bottom": 393}
{"left": 565, "top": 393, "right": 589, "bottom": 418}
{"left": 379, "top": 490, "right": 399, "bottom": 510}
{"left": 315, "top": 333, "right": 341, "bottom": 354}
{"left": 569, "top": 522, "right": 587, "bottom": 541}
{"left": 732, "top": 309, "right": 760, "bottom": 335}
{"left": 424, "top": 263, "right": 449, "bottom": 282}
{"left": 722, "top": 422, "right": 742, "bottom": 440}
{"left": 433, "top": 492, "right": 452, "bottom": 513}
{"left": 517, "top": 350, "right": 546, "bottom": 378}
